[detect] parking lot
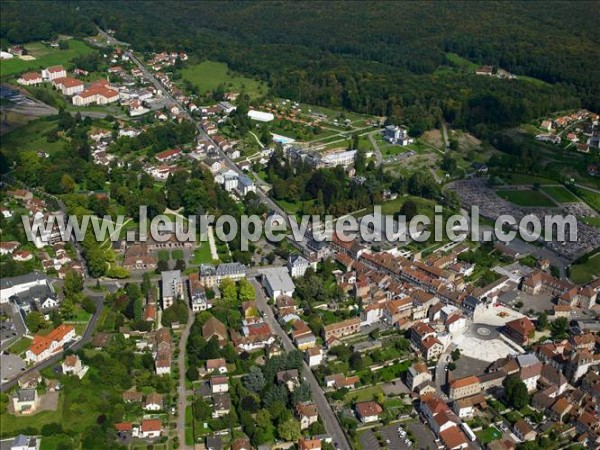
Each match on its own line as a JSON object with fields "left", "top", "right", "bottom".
{"left": 359, "top": 420, "right": 441, "bottom": 450}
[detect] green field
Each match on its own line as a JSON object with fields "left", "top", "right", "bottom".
{"left": 8, "top": 336, "right": 32, "bottom": 355}
{"left": 576, "top": 188, "right": 600, "bottom": 212}
{"left": 476, "top": 426, "right": 502, "bottom": 444}
{"left": 496, "top": 189, "right": 557, "bottom": 207}
{"left": 570, "top": 253, "right": 600, "bottom": 285}
{"left": 580, "top": 217, "right": 600, "bottom": 228}
{"left": 1, "top": 40, "right": 96, "bottom": 77}
{"left": 344, "top": 385, "right": 384, "bottom": 404}
{"left": 1, "top": 117, "right": 66, "bottom": 157}
{"left": 541, "top": 185, "right": 580, "bottom": 203}
{"left": 180, "top": 60, "right": 267, "bottom": 98}
{"left": 501, "top": 173, "right": 557, "bottom": 185}
{"left": 192, "top": 244, "right": 214, "bottom": 264}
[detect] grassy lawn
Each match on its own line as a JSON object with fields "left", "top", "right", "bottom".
{"left": 192, "top": 244, "right": 215, "bottom": 264}
{"left": 9, "top": 336, "right": 32, "bottom": 355}
{"left": 580, "top": 216, "right": 600, "bottom": 228}
{"left": 180, "top": 60, "right": 267, "bottom": 98}
{"left": 344, "top": 385, "right": 384, "bottom": 404}
{"left": 496, "top": 189, "right": 557, "bottom": 207}
{"left": 0, "top": 394, "right": 65, "bottom": 437}
{"left": 172, "top": 249, "right": 184, "bottom": 260}
{"left": 541, "top": 185, "right": 580, "bottom": 203}
{"left": 570, "top": 253, "right": 600, "bottom": 285}
{"left": 476, "top": 426, "right": 502, "bottom": 444}
{"left": 1, "top": 117, "right": 65, "bottom": 158}
{"left": 40, "top": 434, "right": 77, "bottom": 450}
{"left": 576, "top": 187, "right": 600, "bottom": 212}
{"left": 1, "top": 40, "right": 96, "bottom": 77}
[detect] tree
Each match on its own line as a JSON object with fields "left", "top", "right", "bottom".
{"left": 82, "top": 296, "right": 97, "bottom": 314}
{"left": 238, "top": 278, "right": 255, "bottom": 301}
{"left": 550, "top": 317, "right": 569, "bottom": 339}
{"left": 221, "top": 279, "right": 237, "bottom": 302}
{"left": 156, "top": 259, "right": 169, "bottom": 273}
{"left": 64, "top": 270, "right": 84, "bottom": 296}
{"left": 192, "top": 397, "right": 211, "bottom": 421}
{"left": 503, "top": 375, "right": 529, "bottom": 409}
{"left": 349, "top": 352, "right": 364, "bottom": 371}
{"left": 399, "top": 199, "right": 418, "bottom": 221}
{"left": 141, "top": 272, "right": 152, "bottom": 298}
{"left": 291, "top": 382, "right": 312, "bottom": 405}
{"left": 186, "top": 366, "right": 199, "bottom": 381}
{"left": 536, "top": 313, "right": 548, "bottom": 331}
{"left": 277, "top": 418, "right": 302, "bottom": 442}
{"left": 243, "top": 366, "right": 266, "bottom": 393}
{"left": 174, "top": 259, "right": 186, "bottom": 271}
{"left": 241, "top": 395, "right": 260, "bottom": 413}
{"left": 25, "top": 311, "right": 46, "bottom": 333}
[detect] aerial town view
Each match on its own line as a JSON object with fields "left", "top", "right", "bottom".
{"left": 0, "top": 2, "right": 599, "bottom": 450}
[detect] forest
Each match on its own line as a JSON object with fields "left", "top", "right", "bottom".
{"left": 2, "top": 1, "right": 598, "bottom": 136}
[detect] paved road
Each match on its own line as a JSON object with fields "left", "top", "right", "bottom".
{"left": 367, "top": 130, "right": 383, "bottom": 167}
{"left": 0, "top": 295, "right": 104, "bottom": 392}
{"left": 435, "top": 352, "right": 450, "bottom": 400}
{"left": 176, "top": 302, "right": 194, "bottom": 449}
{"left": 250, "top": 278, "right": 351, "bottom": 450}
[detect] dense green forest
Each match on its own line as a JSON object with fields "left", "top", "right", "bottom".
{"left": 2, "top": 1, "right": 599, "bottom": 134}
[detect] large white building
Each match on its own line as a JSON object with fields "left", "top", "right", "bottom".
{"left": 42, "top": 65, "right": 66, "bottom": 81}
{"left": 261, "top": 268, "right": 295, "bottom": 300}
{"left": 247, "top": 110, "right": 274, "bottom": 122}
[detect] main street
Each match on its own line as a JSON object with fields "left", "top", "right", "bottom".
{"left": 250, "top": 278, "right": 352, "bottom": 450}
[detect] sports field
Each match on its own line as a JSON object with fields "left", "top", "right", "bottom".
{"left": 496, "top": 189, "right": 556, "bottom": 207}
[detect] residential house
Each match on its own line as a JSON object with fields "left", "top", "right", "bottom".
{"left": 513, "top": 419, "right": 536, "bottom": 442}
{"left": 144, "top": 393, "right": 163, "bottom": 411}
{"left": 210, "top": 375, "right": 229, "bottom": 394}
{"left": 298, "top": 439, "right": 322, "bottom": 450}
{"left": 212, "top": 393, "right": 231, "bottom": 418}
{"left": 140, "top": 419, "right": 162, "bottom": 439}
{"left": 61, "top": 354, "right": 86, "bottom": 378}
{"left": 448, "top": 376, "right": 482, "bottom": 400}
{"left": 288, "top": 254, "right": 311, "bottom": 278}
{"left": 12, "top": 389, "right": 39, "bottom": 414}
{"left": 206, "top": 358, "right": 228, "bottom": 374}
{"left": 406, "top": 362, "right": 432, "bottom": 392}
{"left": 202, "top": 317, "right": 228, "bottom": 346}
{"left": 322, "top": 317, "right": 360, "bottom": 341}
{"left": 277, "top": 369, "right": 300, "bottom": 392}
{"left": 355, "top": 401, "right": 383, "bottom": 423}
{"left": 305, "top": 346, "right": 324, "bottom": 367}
{"left": 9, "top": 435, "right": 38, "bottom": 450}
{"left": 43, "top": 65, "right": 66, "bottom": 80}
{"left": 296, "top": 403, "right": 318, "bottom": 430}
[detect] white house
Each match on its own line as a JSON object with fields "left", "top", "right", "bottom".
{"left": 288, "top": 254, "right": 311, "bottom": 278}
{"left": 17, "top": 72, "right": 43, "bottom": 86}
{"left": 10, "top": 434, "right": 38, "bottom": 450}
{"left": 206, "top": 358, "right": 228, "bottom": 374}
{"left": 62, "top": 354, "right": 86, "bottom": 378}
{"left": 42, "top": 65, "right": 66, "bottom": 81}
{"left": 305, "top": 346, "right": 324, "bottom": 367}
{"left": 144, "top": 393, "right": 163, "bottom": 411}
{"left": 210, "top": 376, "right": 229, "bottom": 393}
{"left": 140, "top": 419, "right": 162, "bottom": 439}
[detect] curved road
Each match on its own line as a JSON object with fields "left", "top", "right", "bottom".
{"left": 0, "top": 295, "right": 104, "bottom": 392}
